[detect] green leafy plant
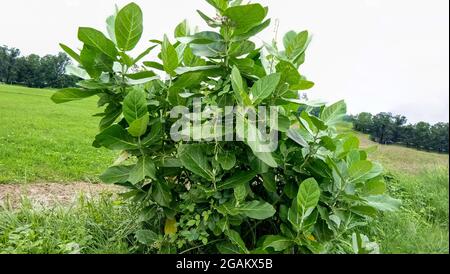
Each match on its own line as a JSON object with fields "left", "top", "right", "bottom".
{"left": 52, "top": 0, "right": 400, "bottom": 254}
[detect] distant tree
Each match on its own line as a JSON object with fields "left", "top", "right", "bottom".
{"left": 1, "top": 46, "right": 77, "bottom": 88}
{"left": 371, "top": 112, "right": 396, "bottom": 144}
{"left": 392, "top": 115, "right": 407, "bottom": 143}
{"left": 430, "top": 123, "right": 449, "bottom": 153}
{"left": 353, "top": 112, "right": 373, "bottom": 133}
{"left": 412, "top": 122, "right": 431, "bottom": 150}
{"left": 0, "top": 45, "right": 20, "bottom": 84}
{"left": 352, "top": 111, "right": 448, "bottom": 153}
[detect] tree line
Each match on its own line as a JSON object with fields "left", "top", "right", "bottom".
{"left": 349, "top": 112, "right": 449, "bottom": 153}
{"left": 0, "top": 45, "right": 77, "bottom": 88}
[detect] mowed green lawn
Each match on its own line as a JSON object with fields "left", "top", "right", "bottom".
{"left": 0, "top": 84, "right": 116, "bottom": 183}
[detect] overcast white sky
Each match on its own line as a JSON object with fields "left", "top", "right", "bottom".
{"left": 1, "top": 0, "right": 448, "bottom": 123}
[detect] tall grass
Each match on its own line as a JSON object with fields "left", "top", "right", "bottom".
{"left": 373, "top": 168, "right": 449, "bottom": 254}
{"left": 0, "top": 193, "right": 139, "bottom": 254}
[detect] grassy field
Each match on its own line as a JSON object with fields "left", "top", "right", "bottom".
{"left": 0, "top": 84, "right": 448, "bottom": 254}
{"left": 337, "top": 123, "right": 449, "bottom": 253}
{"left": 0, "top": 84, "right": 115, "bottom": 183}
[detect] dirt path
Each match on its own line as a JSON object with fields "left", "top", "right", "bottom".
{"left": 0, "top": 182, "right": 123, "bottom": 208}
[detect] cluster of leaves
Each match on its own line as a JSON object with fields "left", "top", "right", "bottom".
{"left": 0, "top": 45, "right": 77, "bottom": 88}
{"left": 351, "top": 112, "right": 449, "bottom": 153}
{"left": 52, "top": 0, "right": 400, "bottom": 254}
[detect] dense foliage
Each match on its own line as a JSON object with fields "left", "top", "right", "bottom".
{"left": 351, "top": 112, "right": 449, "bottom": 153}
{"left": 0, "top": 45, "right": 77, "bottom": 88}
{"left": 51, "top": 1, "right": 400, "bottom": 254}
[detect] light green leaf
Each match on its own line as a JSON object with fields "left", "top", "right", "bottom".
{"left": 161, "top": 35, "right": 179, "bottom": 75}
{"left": 238, "top": 200, "right": 276, "bottom": 220}
{"left": 297, "top": 178, "right": 321, "bottom": 216}
{"left": 128, "top": 114, "right": 149, "bottom": 137}
{"left": 224, "top": 4, "right": 267, "bottom": 35}
{"left": 51, "top": 88, "right": 100, "bottom": 104}
{"left": 129, "top": 156, "right": 157, "bottom": 184}
{"left": 287, "top": 128, "right": 310, "bottom": 148}
{"left": 363, "top": 179, "right": 386, "bottom": 195}
{"left": 250, "top": 73, "right": 281, "bottom": 104}
{"left": 106, "top": 14, "right": 117, "bottom": 44}
{"left": 217, "top": 151, "right": 236, "bottom": 171}
{"left": 348, "top": 160, "right": 373, "bottom": 182}
{"left": 59, "top": 43, "right": 81, "bottom": 63}
{"left": 225, "top": 229, "right": 249, "bottom": 254}
{"left": 363, "top": 195, "right": 401, "bottom": 212}
{"left": 123, "top": 88, "right": 148, "bottom": 124}
{"left": 320, "top": 100, "right": 347, "bottom": 126}
{"left": 175, "top": 65, "right": 220, "bottom": 75}
{"left": 78, "top": 27, "right": 117, "bottom": 59}
{"left": 115, "top": 3, "right": 143, "bottom": 51}
{"left": 135, "top": 229, "right": 158, "bottom": 245}
{"left": 178, "top": 144, "right": 215, "bottom": 181}
{"left": 262, "top": 235, "right": 294, "bottom": 252}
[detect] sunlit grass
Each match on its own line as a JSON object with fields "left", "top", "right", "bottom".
{"left": 0, "top": 84, "right": 116, "bottom": 183}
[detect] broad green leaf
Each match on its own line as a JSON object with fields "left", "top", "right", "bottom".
{"left": 78, "top": 27, "right": 117, "bottom": 59}
{"left": 152, "top": 181, "right": 172, "bottom": 207}
{"left": 106, "top": 14, "right": 117, "bottom": 44}
{"left": 232, "top": 19, "right": 271, "bottom": 41}
{"left": 238, "top": 200, "right": 276, "bottom": 220}
{"left": 59, "top": 43, "right": 81, "bottom": 63}
{"left": 129, "top": 156, "right": 157, "bottom": 184}
{"left": 287, "top": 128, "right": 310, "bottom": 148}
{"left": 284, "top": 30, "right": 309, "bottom": 59}
{"left": 79, "top": 45, "right": 113, "bottom": 77}
{"left": 100, "top": 165, "right": 132, "bottom": 184}
{"left": 348, "top": 160, "right": 373, "bottom": 182}
{"left": 224, "top": 4, "right": 267, "bottom": 35}
{"left": 51, "top": 88, "right": 100, "bottom": 104}
{"left": 350, "top": 205, "right": 378, "bottom": 218}
{"left": 253, "top": 151, "right": 278, "bottom": 168}
{"left": 206, "top": 0, "right": 228, "bottom": 12}
{"left": 95, "top": 124, "right": 137, "bottom": 150}
{"left": 174, "top": 20, "right": 189, "bottom": 38}
{"left": 123, "top": 88, "right": 148, "bottom": 124}
{"left": 178, "top": 144, "right": 215, "bottom": 181}
{"left": 217, "top": 151, "right": 236, "bottom": 171}
{"left": 217, "top": 171, "right": 257, "bottom": 190}
{"left": 175, "top": 65, "right": 220, "bottom": 75}
{"left": 225, "top": 229, "right": 249, "bottom": 254}
{"left": 229, "top": 41, "right": 256, "bottom": 57}
{"left": 297, "top": 178, "right": 321, "bottom": 216}
{"left": 250, "top": 73, "right": 281, "bottom": 104}
{"left": 115, "top": 3, "right": 143, "bottom": 51}
{"left": 262, "top": 235, "right": 294, "bottom": 252}
{"left": 363, "top": 195, "right": 401, "bottom": 212}
{"left": 320, "top": 100, "right": 347, "bottom": 126}
{"left": 135, "top": 229, "right": 158, "bottom": 245}
{"left": 234, "top": 184, "right": 247, "bottom": 203}
{"left": 362, "top": 179, "right": 386, "bottom": 195}
{"left": 231, "top": 66, "right": 245, "bottom": 105}
{"left": 128, "top": 114, "right": 149, "bottom": 137}
{"left": 161, "top": 35, "right": 179, "bottom": 75}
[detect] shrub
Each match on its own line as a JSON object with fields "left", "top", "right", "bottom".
{"left": 52, "top": 0, "right": 400, "bottom": 254}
